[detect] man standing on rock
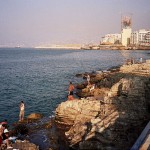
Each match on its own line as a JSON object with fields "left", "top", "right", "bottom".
{"left": 19, "top": 101, "right": 25, "bottom": 121}
{"left": 68, "top": 82, "right": 75, "bottom": 100}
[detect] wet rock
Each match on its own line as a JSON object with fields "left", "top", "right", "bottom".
{"left": 27, "top": 113, "right": 43, "bottom": 122}
{"left": 108, "top": 65, "right": 121, "bottom": 72}
{"left": 75, "top": 73, "right": 85, "bottom": 77}
{"left": 76, "top": 83, "right": 87, "bottom": 89}
{"left": 13, "top": 124, "right": 29, "bottom": 135}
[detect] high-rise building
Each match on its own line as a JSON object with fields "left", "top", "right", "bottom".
{"left": 121, "top": 15, "right": 132, "bottom": 46}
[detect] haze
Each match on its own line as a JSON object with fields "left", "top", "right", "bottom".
{"left": 0, "top": 0, "right": 150, "bottom": 47}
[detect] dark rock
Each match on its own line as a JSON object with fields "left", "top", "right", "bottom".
{"left": 76, "top": 83, "right": 87, "bottom": 89}
{"left": 75, "top": 73, "right": 84, "bottom": 77}
{"left": 13, "top": 124, "right": 29, "bottom": 135}
{"left": 12, "top": 140, "right": 39, "bottom": 150}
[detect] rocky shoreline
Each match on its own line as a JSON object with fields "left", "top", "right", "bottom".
{"left": 9, "top": 60, "right": 150, "bottom": 150}
{"left": 55, "top": 60, "right": 150, "bottom": 150}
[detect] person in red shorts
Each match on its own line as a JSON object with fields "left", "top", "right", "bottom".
{"left": 68, "top": 82, "right": 75, "bottom": 100}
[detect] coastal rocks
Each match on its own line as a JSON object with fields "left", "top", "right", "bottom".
{"left": 13, "top": 124, "right": 29, "bottom": 135}
{"left": 76, "top": 87, "right": 92, "bottom": 97}
{"left": 55, "top": 99, "right": 117, "bottom": 142}
{"left": 55, "top": 100, "right": 101, "bottom": 131}
{"left": 104, "top": 76, "right": 149, "bottom": 120}
{"left": 65, "top": 108, "right": 119, "bottom": 148}
{"left": 12, "top": 113, "right": 44, "bottom": 136}
{"left": 27, "top": 113, "right": 43, "bottom": 121}
{"left": 120, "top": 62, "right": 150, "bottom": 75}
{"left": 55, "top": 99, "right": 119, "bottom": 149}
{"left": 12, "top": 115, "right": 59, "bottom": 150}
{"left": 76, "top": 83, "right": 87, "bottom": 90}
{"left": 12, "top": 140, "right": 39, "bottom": 150}
{"left": 105, "top": 78, "right": 133, "bottom": 99}
{"left": 76, "top": 73, "right": 110, "bottom": 98}
{"left": 55, "top": 61, "right": 150, "bottom": 149}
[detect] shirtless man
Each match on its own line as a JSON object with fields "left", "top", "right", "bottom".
{"left": 68, "top": 82, "right": 75, "bottom": 100}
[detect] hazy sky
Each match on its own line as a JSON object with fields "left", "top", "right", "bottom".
{"left": 0, "top": 0, "right": 150, "bottom": 47}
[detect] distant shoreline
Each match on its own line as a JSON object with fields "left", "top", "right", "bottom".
{"left": 0, "top": 47, "right": 150, "bottom": 51}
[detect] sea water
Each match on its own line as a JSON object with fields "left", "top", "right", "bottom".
{"left": 0, "top": 48, "right": 149, "bottom": 125}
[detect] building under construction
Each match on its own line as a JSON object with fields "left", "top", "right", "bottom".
{"left": 121, "top": 14, "right": 132, "bottom": 47}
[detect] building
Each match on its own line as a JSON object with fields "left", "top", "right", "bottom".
{"left": 100, "top": 14, "right": 150, "bottom": 48}
{"left": 101, "top": 34, "right": 121, "bottom": 45}
{"left": 131, "top": 29, "right": 150, "bottom": 46}
{"left": 121, "top": 15, "right": 132, "bottom": 47}
{"left": 121, "top": 28, "right": 132, "bottom": 46}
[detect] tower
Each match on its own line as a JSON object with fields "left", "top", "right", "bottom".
{"left": 121, "top": 14, "right": 132, "bottom": 47}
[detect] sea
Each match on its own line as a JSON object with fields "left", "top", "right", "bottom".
{"left": 0, "top": 48, "right": 150, "bottom": 125}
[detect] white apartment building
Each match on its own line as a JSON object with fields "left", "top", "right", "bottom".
{"left": 101, "top": 34, "right": 121, "bottom": 44}
{"left": 131, "top": 29, "right": 150, "bottom": 46}
{"left": 121, "top": 28, "right": 132, "bottom": 46}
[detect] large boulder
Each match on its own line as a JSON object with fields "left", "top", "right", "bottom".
{"left": 55, "top": 100, "right": 101, "bottom": 131}
{"left": 27, "top": 113, "right": 43, "bottom": 122}
{"left": 12, "top": 140, "right": 39, "bottom": 150}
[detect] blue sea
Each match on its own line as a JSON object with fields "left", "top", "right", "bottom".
{"left": 0, "top": 48, "right": 150, "bottom": 125}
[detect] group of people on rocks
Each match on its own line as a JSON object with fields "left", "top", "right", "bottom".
{"left": 126, "top": 57, "right": 143, "bottom": 65}
{"left": 67, "top": 74, "right": 95, "bottom": 100}
{"left": 0, "top": 120, "right": 13, "bottom": 149}
{"left": 0, "top": 101, "right": 25, "bottom": 149}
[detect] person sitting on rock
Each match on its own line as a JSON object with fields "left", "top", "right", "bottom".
{"left": 2, "top": 129, "right": 12, "bottom": 149}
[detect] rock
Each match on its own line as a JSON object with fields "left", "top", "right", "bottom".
{"left": 120, "top": 61, "right": 150, "bottom": 76}
{"left": 13, "top": 124, "right": 29, "bottom": 135}
{"left": 12, "top": 140, "right": 39, "bottom": 150}
{"left": 76, "top": 83, "right": 87, "bottom": 89}
{"left": 75, "top": 73, "right": 84, "bottom": 77}
{"left": 27, "top": 113, "right": 43, "bottom": 121}
{"left": 55, "top": 100, "right": 101, "bottom": 130}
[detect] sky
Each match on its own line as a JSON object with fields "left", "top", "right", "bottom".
{"left": 0, "top": 0, "right": 150, "bottom": 47}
